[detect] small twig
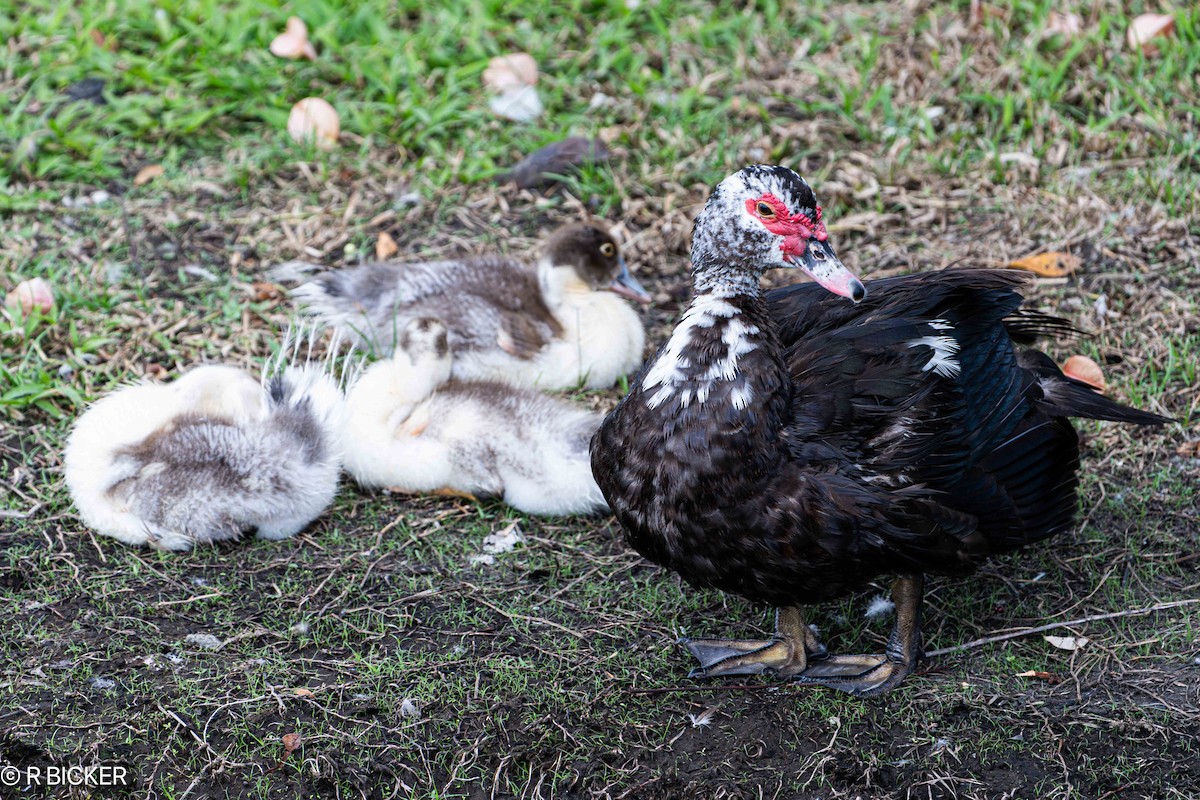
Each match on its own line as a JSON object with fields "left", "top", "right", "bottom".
{"left": 153, "top": 591, "right": 224, "bottom": 607}
{"left": 0, "top": 503, "right": 43, "bottom": 520}
{"left": 925, "top": 599, "right": 1200, "bottom": 658}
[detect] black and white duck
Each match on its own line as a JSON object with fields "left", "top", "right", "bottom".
{"left": 293, "top": 222, "right": 651, "bottom": 390}
{"left": 590, "top": 165, "right": 1169, "bottom": 695}
{"left": 64, "top": 354, "right": 344, "bottom": 551}
{"left": 342, "top": 317, "right": 608, "bottom": 516}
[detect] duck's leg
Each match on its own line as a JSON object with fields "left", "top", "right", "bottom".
{"left": 682, "top": 606, "right": 827, "bottom": 678}
{"left": 793, "top": 574, "right": 924, "bottom": 697}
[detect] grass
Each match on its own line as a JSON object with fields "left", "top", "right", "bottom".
{"left": 2, "top": 0, "right": 1200, "bottom": 798}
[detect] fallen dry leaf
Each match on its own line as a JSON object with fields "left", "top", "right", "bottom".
{"left": 1045, "top": 11, "right": 1082, "bottom": 39}
{"left": 287, "top": 97, "right": 339, "bottom": 149}
{"left": 250, "top": 281, "right": 284, "bottom": 302}
{"left": 1045, "top": 634, "right": 1089, "bottom": 651}
{"left": 1061, "top": 355, "right": 1105, "bottom": 392}
{"left": 1176, "top": 441, "right": 1200, "bottom": 459}
{"left": 281, "top": 732, "right": 302, "bottom": 755}
{"left": 270, "top": 17, "right": 317, "bottom": 60}
{"left": 89, "top": 29, "right": 117, "bottom": 52}
{"left": 1008, "top": 251, "right": 1080, "bottom": 278}
{"left": 1016, "top": 670, "right": 1063, "bottom": 684}
{"left": 134, "top": 164, "right": 164, "bottom": 186}
{"left": 144, "top": 363, "right": 167, "bottom": 379}
{"left": 376, "top": 231, "right": 399, "bottom": 260}
{"left": 1127, "top": 13, "right": 1174, "bottom": 55}
{"left": 503, "top": 137, "right": 610, "bottom": 189}
{"left": 293, "top": 688, "right": 315, "bottom": 698}
{"left": 5, "top": 277, "right": 55, "bottom": 314}
{"left": 483, "top": 52, "right": 538, "bottom": 91}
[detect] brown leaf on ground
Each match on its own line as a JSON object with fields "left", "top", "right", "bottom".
{"left": 1176, "top": 441, "right": 1200, "bottom": 459}
{"left": 376, "top": 231, "right": 399, "bottom": 260}
{"left": 1016, "top": 670, "right": 1063, "bottom": 685}
{"left": 1062, "top": 355, "right": 1105, "bottom": 392}
{"left": 502, "top": 137, "right": 610, "bottom": 189}
{"left": 1127, "top": 14, "right": 1174, "bottom": 55}
{"left": 293, "top": 688, "right": 315, "bottom": 698}
{"left": 281, "top": 733, "right": 301, "bottom": 755}
{"left": 134, "top": 164, "right": 164, "bottom": 186}
{"left": 249, "top": 282, "right": 284, "bottom": 302}
{"left": 1009, "top": 251, "right": 1080, "bottom": 277}
{"left": 89, "top": 29, "right": 117, "bottom": 52}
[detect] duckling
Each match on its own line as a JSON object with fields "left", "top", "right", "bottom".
{"left": 343, "top": 317, "right": 608, "bottom": 516}
{"left": 64, "top": 359, "right": 344, "bottom": 551}
{"left": 293, "top": 222, "right": 651, "bottom": 390}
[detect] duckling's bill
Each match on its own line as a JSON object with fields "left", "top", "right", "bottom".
{"left": 609, "top": 256, "right": 653, "bottom": 304}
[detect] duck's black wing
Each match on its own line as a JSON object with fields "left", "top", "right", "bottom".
{"left": 767, "top": 268, "right": 1167, "bottom": 570}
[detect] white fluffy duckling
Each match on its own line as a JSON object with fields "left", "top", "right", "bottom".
{"left": 343, "top": 317, "right": 608, "bottom": 516}
{"left": 64, "top": 359, "right": 344, "bottom": 551}
{"left": 293, "top": 222, "right": 651, "bottom": 390}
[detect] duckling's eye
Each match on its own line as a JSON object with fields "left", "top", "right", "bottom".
{"left": 756, "top": 202, "right": 776, "bottom": 219}
{"left": 600, "top": 243, "right": 616, "bottom": 257}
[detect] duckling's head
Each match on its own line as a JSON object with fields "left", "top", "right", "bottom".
{"left": 171, "top": 365, "right": 265, "bottom": 422}
{"left": 691, "top": 165, "right": 865, "bottom": 302}
{"left": 383, "top": 317, "right": 453, "bottom": 390}
{"left": 398, "top": 317, "right": 450, "bottom": 362}
{"left": 539, "top": 223, "right": 652, "bottom": 305}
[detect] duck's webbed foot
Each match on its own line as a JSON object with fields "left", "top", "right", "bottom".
{"left": 682, "top": 606, "right": 826, "bottom": 678}
{"left": 794, "top": 574, "right": 924, "bottom": 697}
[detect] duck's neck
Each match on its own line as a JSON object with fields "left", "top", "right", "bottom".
{"left": 640, "top": 276, "right": 787, "bottom": 416}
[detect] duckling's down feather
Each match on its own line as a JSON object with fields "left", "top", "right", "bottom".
{"left": 342, "top": 319, "right": 608, "bottom": 516}
{"left": 293, "top": 257, "right": 562, "bottom": 359}
{"left": 64, "top": 365, "right": 343, "bottom": 550}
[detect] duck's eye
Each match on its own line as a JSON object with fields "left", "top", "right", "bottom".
{"left": 756, "top": 202, "right": 776, "bottom": 219}
{"left": 600, "top": 242, "right": 616, "bottom": 257}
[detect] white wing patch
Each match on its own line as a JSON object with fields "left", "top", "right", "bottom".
{"left": 908, "top": 319, "right": 960, "bottom": 378}
{"left": 643, "top": 293, "right": 759, "bottom": 410}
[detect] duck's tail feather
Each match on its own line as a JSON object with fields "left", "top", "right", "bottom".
{"left": 290, "top": 269, "right": 399, "bottom": 356}
{"left": 1017, "top": 350, "right": 1172, "bottom": 425}
{"left": 262, "top": 322, "right": 348, "bottom": 429}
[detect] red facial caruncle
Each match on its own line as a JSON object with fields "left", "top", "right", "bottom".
{"left": 746, "top": 194, "right": 827, "bottom": 261}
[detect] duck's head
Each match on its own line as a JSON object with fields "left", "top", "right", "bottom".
{"left": 540, "top": 222, "right": 652, "bottom": 304}
{"left": 691, "top": 165, "right": 865, "bottom": 302}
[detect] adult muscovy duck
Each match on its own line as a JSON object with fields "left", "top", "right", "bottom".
{"left": 590, "top": 165, "right": 1169, "bottom": 696}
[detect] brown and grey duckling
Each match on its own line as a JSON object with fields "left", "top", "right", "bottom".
{"left": 342, "top": 317, "right": 608, "bottom": 516}
{"left": 590, "top": 165, "right": 1169, "bottom": 696}
{"left": 64, "top": 357, "right": 344, "bottom": 551}
{"left": 293, "top": 222, "right": 651, "bottom": 390}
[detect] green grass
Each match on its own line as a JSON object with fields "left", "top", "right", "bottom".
{"left": 2, "top": 0, "right": 1199, "bottom": 798}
